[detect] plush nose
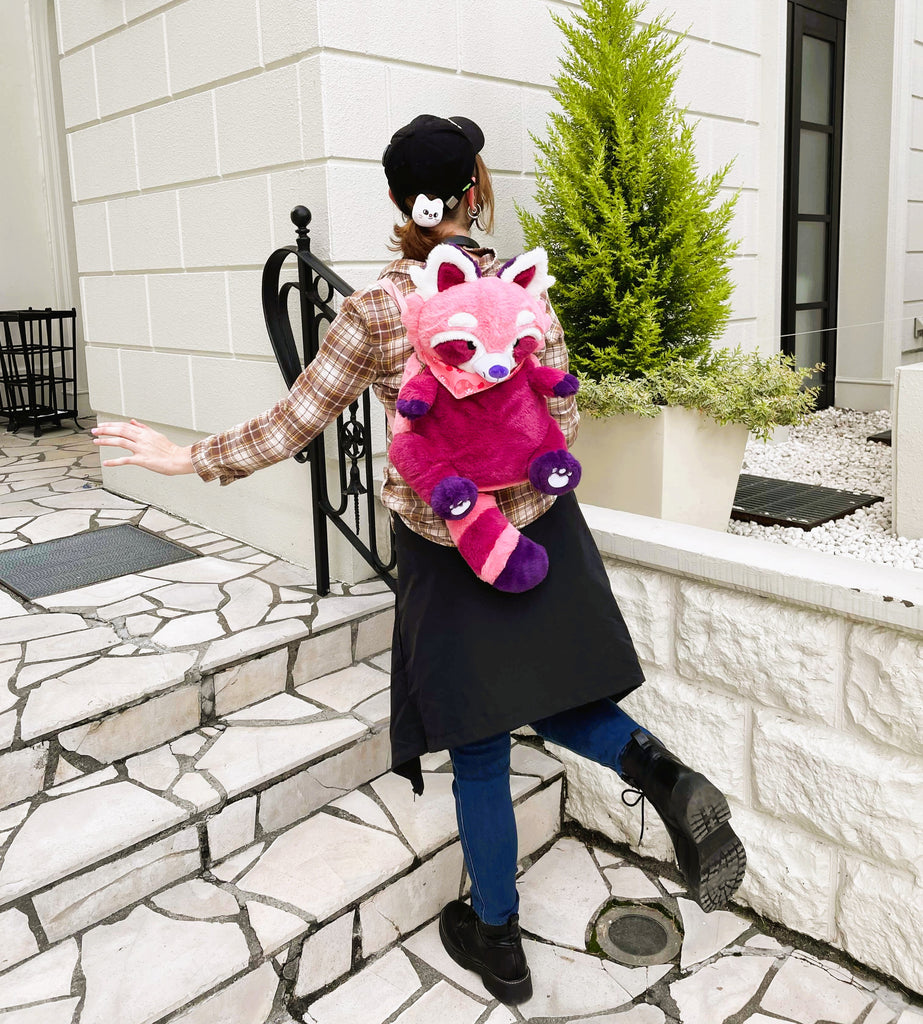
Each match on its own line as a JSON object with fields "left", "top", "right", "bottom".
{"left": 489, "top": 364, "right": 509, "bottom": 379}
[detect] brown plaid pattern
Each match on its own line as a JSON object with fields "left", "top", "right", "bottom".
{"left": 190, "top": 248, "right": 579, "bottom": 545}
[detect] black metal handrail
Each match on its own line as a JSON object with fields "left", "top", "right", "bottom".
{"left": 261, "top": 206, "right": 396, "bottom": 596}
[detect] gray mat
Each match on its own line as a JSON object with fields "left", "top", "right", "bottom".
{"left": 0, "top": 524, "right": 197, "bottom": 599}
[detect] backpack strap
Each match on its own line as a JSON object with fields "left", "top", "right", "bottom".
{"left": 377, "top": 276, "right": 408, "bottom": 318}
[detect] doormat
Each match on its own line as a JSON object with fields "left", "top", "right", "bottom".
{"left": 0, "top": 524, "right": 197, "bottom": 600}
{"left": 731, "top": 474, "right": 883, "bottom": 530}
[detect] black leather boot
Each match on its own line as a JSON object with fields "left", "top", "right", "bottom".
{"left": 439, "top": 900, "right": 532, "bottom": 1004}
{"left": 619, "top": 729, "right": 746, "bottom": 913}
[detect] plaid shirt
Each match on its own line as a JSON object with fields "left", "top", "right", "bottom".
{"left": 190, "top": 247, "right": 579, "bottom": 546}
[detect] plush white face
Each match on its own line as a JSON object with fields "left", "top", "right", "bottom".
{"left": 407, "top": 244, "right": 556, "bottom": 386}
{"left": 411, "top": 195, "right": 444, "bottom": 227}
{"left": 418, "top": 280, "right": 548, "bottom": 383}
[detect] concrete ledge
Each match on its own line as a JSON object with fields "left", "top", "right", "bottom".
{"left": 580, "top": 503, "right": 923, "bottom": 634}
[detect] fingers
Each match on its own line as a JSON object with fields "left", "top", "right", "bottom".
{"left": 92, "top": 433, "right": 133, "bottom": 449}
{"left": 93, "top": 421, "right": 143, "bottom": 439}
{"left": 92, "top": 421, "right": 151, "bottom": 450}
{"left": 92, "top": 419, "right": 172, "bottom": 474}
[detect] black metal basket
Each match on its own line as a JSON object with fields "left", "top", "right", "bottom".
{"left": 0, "top": 307, "right": 81, "bottom": 436}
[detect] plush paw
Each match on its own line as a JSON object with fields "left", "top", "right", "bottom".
{"left": 493, "top": 535, "right": 549, "bottom": 592}
{"left": 529, "top": 450, "right": 582, "bottom": 494}
{"left": 431, "top": 476, "right": 478, "bottom": 519}
{"left": 396, "top": 397, "right": 430, "bottom": 420}
{"left": 552, "top": 373, "right": 580, "bottom": 398}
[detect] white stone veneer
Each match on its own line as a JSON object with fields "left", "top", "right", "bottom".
{"left": 564, "top": 503, "right": 923, "bottom": 996}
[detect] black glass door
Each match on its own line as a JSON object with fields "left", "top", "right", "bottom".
{"left": 782, "top": 1, "right": 846, "bottom": 409}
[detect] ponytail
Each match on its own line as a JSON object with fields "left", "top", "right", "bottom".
{"left": 389, "top": 155, "right": 496, "bottom": 261}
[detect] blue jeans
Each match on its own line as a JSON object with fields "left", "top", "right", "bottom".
{"left": 448, "top": 698, "right": 646, "bottom": 925}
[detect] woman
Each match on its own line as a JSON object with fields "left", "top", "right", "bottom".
{"left": 93, "top": 114, "right": 745, "bottom": 1006}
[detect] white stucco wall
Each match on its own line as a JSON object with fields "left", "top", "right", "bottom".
{"left": 0, "top": 3, "right": 58, "bottom": 310}
{"left": 57, "top": 0, "right": 777, "bottom": 562}
{"left": 0, "top": 0, "right": 88, "bottom": 418}
{"left": 902, "top": 0, "right": 923, "bottom": 368}
{"left": 566, "top": 506, "right": 923, "bottom": 996}
{"left": 838, "top": 0, "right": 923, "bottom": 410}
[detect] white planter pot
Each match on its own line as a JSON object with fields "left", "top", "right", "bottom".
{"left": 571, "top": 406, "right": 749, "bottom": 531}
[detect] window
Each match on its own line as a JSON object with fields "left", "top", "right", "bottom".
{"left": 782, "top": 0, "right": 847, "bottom": 408}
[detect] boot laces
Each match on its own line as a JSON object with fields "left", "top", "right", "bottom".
{"left": 621, "top": 787, "right": 646, "bottom": 845}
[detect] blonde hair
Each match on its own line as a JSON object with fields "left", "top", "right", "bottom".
{"left": 389, "top": 154, "right": 496, "bottom": 262}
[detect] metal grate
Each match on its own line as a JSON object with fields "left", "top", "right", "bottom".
{"left": 0, "top": 524, "right": 197, "bottom": 600}
{"left": 593, "top": 902, "right": 683, "bottom": 967}
{"left": 731, "top": 474, "right": 883, "bottom": 530}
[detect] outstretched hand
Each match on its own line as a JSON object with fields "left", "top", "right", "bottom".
{"left": 91, "top": 419, "right": 195, "bottom": 476}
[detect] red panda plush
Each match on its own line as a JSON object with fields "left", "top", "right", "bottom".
{"left": 388, "top": 244, "right": 581, "bottom": 592}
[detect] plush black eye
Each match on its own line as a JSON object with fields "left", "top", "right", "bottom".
{"left": 466, "top": 341, "right": 476, "bottom": 351}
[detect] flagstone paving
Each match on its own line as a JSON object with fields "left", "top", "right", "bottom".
{"left": 0, "top": 427, "right": 395, "bottom": 813}
{"left": 0, "top": 427, "right": 920, "bottom": 1024}
{"left": 293, "top": 835, "right": 923, "bottom": 1024}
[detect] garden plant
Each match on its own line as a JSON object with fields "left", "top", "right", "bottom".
{"left": 519, "top": 0, "right": 820, "bottom": 433}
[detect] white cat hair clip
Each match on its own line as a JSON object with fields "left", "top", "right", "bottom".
{"left": 412, "top": 194, "right": 444, "bottom": 227}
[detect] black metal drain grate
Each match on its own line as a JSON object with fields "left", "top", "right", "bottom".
{"left": 593, "top": 902, "right": 683, "bottom": 967}
{"left": 731, "top": 474, "right": 883, "bottom": 530}
{"left": 0, "top": 524, "right": 197, "bottom": 599}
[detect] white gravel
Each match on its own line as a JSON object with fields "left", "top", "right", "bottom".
{"left": 727, "top": 407, "right": 923, "bottom": 571}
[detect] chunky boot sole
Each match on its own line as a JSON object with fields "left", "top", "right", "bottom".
{"left": 666, "top": 772, "right": 746, "bottom": 913}
{"left": 439, "top": 912, "right": 533, "bottom": 1004}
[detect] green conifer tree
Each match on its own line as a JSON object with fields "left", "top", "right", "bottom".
{"left": 520, "top": 0, "right": 739, "bottom": 380}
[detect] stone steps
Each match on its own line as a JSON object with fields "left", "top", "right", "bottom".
{"left": 0, "top": 430, "right": 566, "bottom": 1023}
{"left": 2, "top": 566, "right": 394, "bottom": 809}
{"left": 0, "top": 731, "right": 564, "bottom": 1024}
{"left": 0, "top": 652, "right": 399, "bottom": 946}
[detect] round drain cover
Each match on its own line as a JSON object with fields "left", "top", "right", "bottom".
{"left": 594, "top": 903, "right": 683, "bottom": 967}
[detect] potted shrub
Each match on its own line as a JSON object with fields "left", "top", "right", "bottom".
{"left": 520, "top": 0, "right": 819, "bottom": 530}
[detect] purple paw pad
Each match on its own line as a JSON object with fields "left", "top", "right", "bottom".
{"left": 552, "top": 373, "right": 580, "bottom": 397}
{"left": 493, "top": 535, "right": 549, "bottom": 592}
{"left": 431, "top": 476, "right": 478, "bottom": 519}
{"left": 528, "top": 450, "right": 582, "bottom": 494}
{"left": 396, "top": 398, "right": 430, "bottom": 419}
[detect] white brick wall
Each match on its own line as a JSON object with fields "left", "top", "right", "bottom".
{"left": 134, "top": 93, "right": 218, "bottom": 189}
{"left": 58, "top": 0, "right": 775, "bottom": 558}
{"left": 567, "top": 508, "right": 923, "bottom": 995}
{"left": 214, "top": 64, "right": 303, "bottom": 174}
{"left": 147, "top": 273, "right": 231, "bottom": 353}
{"left": 94, "top": 16, "right": 169, "bottom": 116}
{"left": 164, "top": 0, "right": 262, "bottom": 94}
{"left": 108, "top": 191, "right": 183, "bottom": 270}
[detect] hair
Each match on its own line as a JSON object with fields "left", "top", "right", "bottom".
{"left": 389, "top": 154, "right": 496, "bottom": 262}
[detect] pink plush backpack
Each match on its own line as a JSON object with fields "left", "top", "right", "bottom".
{"left": 386, "top": 244, "right": 581, "bottom": 593}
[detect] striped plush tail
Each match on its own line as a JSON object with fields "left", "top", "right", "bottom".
{"left": 446, "top": 494, "right": 548, "bottom": 593}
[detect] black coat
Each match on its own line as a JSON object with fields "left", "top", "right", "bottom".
{"left": 389, "top": 493, "right": 644, "bottom": 794}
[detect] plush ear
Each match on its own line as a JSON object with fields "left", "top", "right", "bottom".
{"left": 408, "top": 244, "right": 481, "bottom": 300}
{"left": 497, "top": 248, "right": 555, "bottom": 297}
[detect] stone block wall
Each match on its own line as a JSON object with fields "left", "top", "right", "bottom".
{"left": 55, "top": 0, "right": 775, "bottom": 561}
{"left": 564, "top": 507, "right": 923, "bottom": 996}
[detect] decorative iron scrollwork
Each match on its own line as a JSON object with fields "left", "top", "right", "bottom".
{"left": 260, "top": 207, "right": 396, "bottom": 595}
